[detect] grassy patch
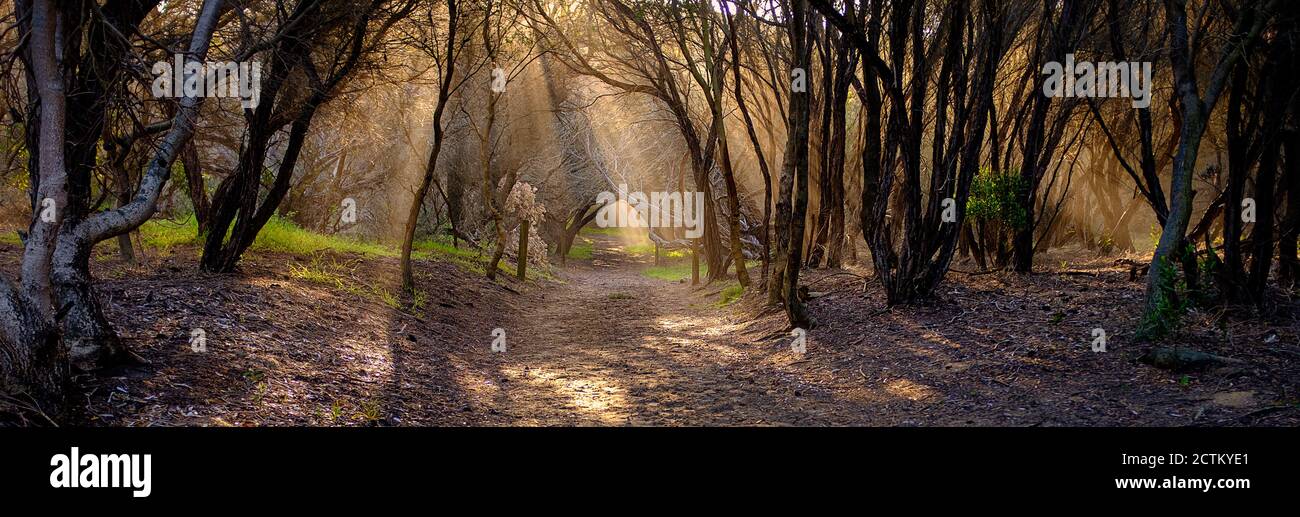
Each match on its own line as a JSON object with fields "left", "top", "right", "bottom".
{"left": 0, "top": 231, "right": 21, "bottom": 246}
{"left": 642, "top": 262, "right": 705, "bottom": 282}
{"left": 252, "top": 217, "right": 394, "bottom": 257}
{"left": 623, "top": 242, "right": 688, "bottom": 259}
{"left": 639, "top": 259, "right": 758, "bottom": 282}
{"left": 716, "top": 283, "right": 744, "bottom": 307}
{"left": 579, "top": 226, "right": 622, "bottom": 236}
{"left": 287, "top": 256, "right": 348, "bottom": 288}
{"left": 567, "top": 236, "right": 594, "bottom": 260}
{"left": 140, "top": 215, "right": 202, "bottom": 250}
{"left": 137, "top": 215, "right": 527, "bottom": 277}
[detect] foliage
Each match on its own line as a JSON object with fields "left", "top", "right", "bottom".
{"left": 966, "top": 168, "right": 1028, "bottom": 228}
{"left": 1139, "top": 255, "right": 1189, "bottom": 340}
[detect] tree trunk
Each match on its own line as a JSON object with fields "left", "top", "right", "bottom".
{"left": 400, "top": 0, "right": 459, "bottom": 290}
{"left": 778, "top": 0, "right": 813, "bottom": 327}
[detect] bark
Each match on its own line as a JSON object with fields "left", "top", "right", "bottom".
{"left": 1281, "top": 125, "right": 1300, "bottom": 286}
{"left": 2, "top": 0, "right": 68, "bottom": 422}
{"left": 1012, "top": 0, "right": 1095, "bottom": 272}
{"left": 706, "top": 6, "right": 750, "bottom": 288}
{"left": 813, "top": 0, "right": 1002, "bottom": 304}
{"left": 776, "top": 0, "right": 813, "bottom": 327}
{"left": 202, "top": 0, "right": 396, "bottom": 273}
{"left": 181, "top": 140, "right": 211, "bottom": 234}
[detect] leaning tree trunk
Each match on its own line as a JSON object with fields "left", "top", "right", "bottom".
{"left": 1145, "top": 0, "right": 1273, "bottom": 330}
{"left": 400, "top": 0, "right": 459, "bottom": 290}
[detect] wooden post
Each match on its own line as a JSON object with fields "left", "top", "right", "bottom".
{"left": 691, "top": 240, "right": 700, "bottom": 285}
{"left": 517, "top": 220, "right": 529, "bottom": 280}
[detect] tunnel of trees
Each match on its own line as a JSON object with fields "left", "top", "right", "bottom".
{"left": 0, "top": 0, "right": 1296, "bottom": 424}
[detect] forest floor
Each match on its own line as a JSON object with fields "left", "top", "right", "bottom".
{"left": 4, "top": 228, "right": 1299, "bottom": 426}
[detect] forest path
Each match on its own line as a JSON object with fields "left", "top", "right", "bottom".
{"left": 482, "top": 232, "right": 869, "bottom": 425}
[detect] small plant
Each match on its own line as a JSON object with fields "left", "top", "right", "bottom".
{"left": 252, "top": 381, "right": 269, "bottom": 403}
{"left": 356, "top": 399, "right": 383, "bottom": 423}
{"left": 378, "top": 289, "right": 401, "bottom": 310}
{"left": 288, "top": 255, "right": 347, "bottom": 288}
{"left": 1097, "top": 236, "right": 1116, "bottom": 254}
{"left": 966, "top": 167, "right": 1027, "bottom": 268}
{"left": 409, "top": 289, "right": 429, "bottom": 311}
{"left": 242, "top": 368, "right": 265, "bottom": 383}
{"left": 331, "top": 399, "right": 346, "bottom": 421}
{"left": 967, "top": 168, "right": 1029, "bottom": 229}
{"left": 1139, "top": 255, "right": 1188, "bottom": 340}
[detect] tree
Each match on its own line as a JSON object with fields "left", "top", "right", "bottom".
{"left": 774, "top": 0, "right": 813, "bottom": 326}
{"left": 1142, "top": 0, "right": 1276, "bottom": 335}
{"left": 400, "top": 0, "right": 472, "bottom": 290}
{"left": 812, "top": 0, "right": 1010, "bottom": 305}
{"left": 200, "top": 0, "right": 412, "bottom": 273}
{"left": 2, "top": 0, "right": 223, "bottom": 421}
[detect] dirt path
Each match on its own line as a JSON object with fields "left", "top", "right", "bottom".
{"left": 475, "top": 234, "right": 872, "bottom": 426}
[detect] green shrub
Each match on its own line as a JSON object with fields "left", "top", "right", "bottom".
{"left": 966, "top": 167, "right": 1028, "bottom": 228}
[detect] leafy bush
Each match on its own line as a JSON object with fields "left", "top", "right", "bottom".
{"left": 966, "top": 167, "right": 1028, "bottom": 228}
{"left": 965, "top": 167, "right": 1027, "bottom": 269}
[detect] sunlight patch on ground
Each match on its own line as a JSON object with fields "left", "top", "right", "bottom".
{"left": 885, "top": 379, "right": 940, "bottom": 402}
{"left": 504, "top": 365, "right": 629, "bottom": 425}
{"left": 654, "top": 314, "right": 741, "bottom": 337}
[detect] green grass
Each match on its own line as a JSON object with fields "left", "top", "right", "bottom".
{"left": 143, "top": 215, "right": 397, "bottom": 257}
{"left": 140, "top": 215, "right": 202, "bottom": 249}
{"left": 716, "top": 283, "right": 744, "bottom": 307}
{"left": 287, "top": 256, "right": 348, "bottom": 288}
{"left": 623, "top": 242, "right": 688, "bottom": 259}
{"left": 579, "top": 226, "right": 623, "bottom": 236}
{"left": 252, "top": 217, "right": 395, "bottom": 257}
{"left": 642, "top": 262, "right": 706, "bottom": 282}
{"left": 0, "top": 231, "right": 21, "bottom": 246}
{"left": 640, "top": 259, "right": 758, "bottom": 282}
{"left": 138, "top": 214, "right": 527, "bottom": 277}
{"left": 567, "top": 236, "right": 594, "bottom": 260}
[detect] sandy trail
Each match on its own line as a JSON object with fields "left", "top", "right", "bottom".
{"left": 482, "top": 233, "right": 868, "bottom": 426}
